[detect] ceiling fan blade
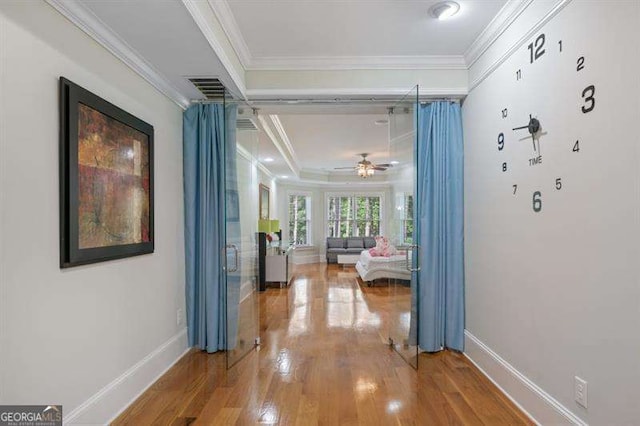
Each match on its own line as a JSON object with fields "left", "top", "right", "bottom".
{"left": 372, "top": 166, "right": 387, "bottom": 171}
{"left": 374, "top": 163, "right": 392, "bottom": 168}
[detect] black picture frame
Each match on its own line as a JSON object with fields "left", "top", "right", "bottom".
{"left": 59, "top": 77, "right": 154, "bottom": 268}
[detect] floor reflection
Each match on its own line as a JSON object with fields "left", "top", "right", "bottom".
{"left": 113, "top": 263, "right": 534, "bottom": 426}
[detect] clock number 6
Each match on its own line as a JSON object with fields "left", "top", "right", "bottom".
{"left": 498, "top": 132, "right": 505, "bottom": 151}
{"left": 581, "top": 85, "right": 595, "bottom": 113}
{"left": 533, "top": 191, "right": 542, "bottom": 213}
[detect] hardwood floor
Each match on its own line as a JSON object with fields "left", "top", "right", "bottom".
{"left": 113, "top": 264, "right": 532, "bottom": 425}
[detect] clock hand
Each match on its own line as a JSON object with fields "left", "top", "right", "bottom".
{"left": 512, "top": 124, "right": 529, "bottom": 131}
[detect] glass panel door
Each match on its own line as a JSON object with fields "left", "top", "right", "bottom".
{"left": 225, "top": 101, "right": 260, "bottom": 368}
{"left": 387, "top": 86, "right": 419, "bottom": 369}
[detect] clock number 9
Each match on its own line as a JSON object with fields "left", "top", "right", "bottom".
{"left": 533, "top": 191, "right": 542, "bottom": 213}
{"left": 498, "top": 132, "right": 505, "bottom": 151}
{"left": 581, "top": 85, "right": 595, "bottom": 113}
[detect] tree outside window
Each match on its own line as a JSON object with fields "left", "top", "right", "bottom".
{"left": 327, "top": 195, "right": 381, "bottom": 237}
{"left": 402, "top": 194, "right": 414, "bottom": 244}
{"left": 289, "top": 194, "right": 311, "bottom": 245}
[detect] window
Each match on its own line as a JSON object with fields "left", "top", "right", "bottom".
{"left": 401, "top": 194, "right": 414, "bottom": 244}
{"left": 288, "top": 194, "right": 311, "bottom": 245}
{"left": 327, "top": 195, "right": 381, "bottom": 237}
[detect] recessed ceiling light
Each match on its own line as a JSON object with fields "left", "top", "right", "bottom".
{"left": 280, "top": 175, "right": 289, "bottom": 179}
{"left": 390, "top": 160, "right": 400, "bottom": 165}
{"left": 263, "top": 157, "right": 274, "bottom": 162}
{"left": 375, "top": 119, "right": 389, "bottom": 125}
{"left": 429, "top": 1, "right": 460, "bottom": 20}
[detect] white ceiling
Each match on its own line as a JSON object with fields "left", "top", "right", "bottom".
{"left": 277, "top": 113, "right": 391, "bottom": 171}
{"left": 79, "top": 0, "right": 244, "bottom": 99}
{"left": 226, "top": 0, "right": 507, "bottom": 60}
{"left": 62, "top": 0, "right": 512, "bottom": 184}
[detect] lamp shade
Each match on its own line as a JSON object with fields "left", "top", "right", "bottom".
{"left": 269, "top": 219, "right": 280, "bottom": 232}
{"left": 258, "top": 219, "right": 270, "bottom": 233}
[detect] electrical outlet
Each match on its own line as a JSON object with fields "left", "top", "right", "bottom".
{"left": 177, "top": 308, "right": 183, "bottom": 326}
{"left": 575, "top": 376, "right": 588, "bottom": 408}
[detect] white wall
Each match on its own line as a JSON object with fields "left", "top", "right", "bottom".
{"left": 0, "top": 2, "right": 186, "bottom": 423}
{"left": 462, "top": 1, "right": 640, "bottom": 424}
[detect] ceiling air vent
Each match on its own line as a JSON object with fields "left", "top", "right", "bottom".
{"left": 236, "top": 118, "right": 258, "bottom": 131}
{"left": 236, "top": 107, "right": 259, "bottom": 131}
{"left": 188, "top": 77, "right": 226, "bottom": 100}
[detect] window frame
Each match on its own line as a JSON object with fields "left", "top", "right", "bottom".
{"left": 324, "top": 191, "right": 385, "bottom": 239}
{"left": 287, "top": 191, "right": 313, "bottom": 247}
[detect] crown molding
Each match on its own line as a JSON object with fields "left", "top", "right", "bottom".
{"left": 181, "top": 0, "right": 247, "bottom": 99}
{"left": 268, "top": 115, "right": 301, "bottom": 171}
{"left": 469, "top": 0, "right": 572, "bottom": 91}
{"left": 247, "top": 55, "right": 467, "bottom": 71}
{"left": 464, "top": 0, "right": 534, "bottom": 68}
{"left": 257, "top": 115, "right": 300, "bottom": 178}
{"left": 207, "top": 0, "right": 252, "bottom": 69}
{"left": 257, "top": 162, "right": 275, "bottom": 180}
{"left": 46, "top": 0, "right": 190, "bottom": 109}
{"left": 236, "top": 143, "right": 274, "bottom": 179}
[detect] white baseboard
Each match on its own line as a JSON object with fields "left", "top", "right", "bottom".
{"left": 292, "top": 254, "right": 320, "bottom": 265}
{"left": 464, "top": 330, "right": 586, "bottom": 426}
{"left": 65, "top": 328, "right": 190, "bottom": 425}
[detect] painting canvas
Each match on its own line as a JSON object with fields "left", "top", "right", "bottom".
{"left": 60, "top": 78, "right": 154, "bottom": 267}
{"left": 77, "top": 104, "right": 151, "bottom": 248}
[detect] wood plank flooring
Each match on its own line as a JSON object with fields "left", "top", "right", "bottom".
{"left": 113, "top": 264, "right": 532, "bottom": 425}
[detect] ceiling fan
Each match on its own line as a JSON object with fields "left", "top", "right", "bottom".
{"left": 334, "top": 153, "right": 393, "bottom": 178}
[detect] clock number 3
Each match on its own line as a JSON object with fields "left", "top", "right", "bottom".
{"left": 533, "top": 191, "right": 542, "bottom": 213}
{"left": 498, "top": 132, "right": 505, "bottom": 151}
{"left": 582, "top": 85, "right": 595, "bottom": 113}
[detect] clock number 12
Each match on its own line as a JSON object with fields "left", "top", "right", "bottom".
{"left": 528, "top": 33, "right": 546, "bottom": 64}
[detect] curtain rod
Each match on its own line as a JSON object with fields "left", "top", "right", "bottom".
{"left": 190, "top": 97, "right": 460, "bottom": 105}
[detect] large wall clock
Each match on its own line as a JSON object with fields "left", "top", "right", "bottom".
{"left": 463, "top": 1, "right": 639, "bottom": 421}
{"left": 495, "top": 29, "right": 597, "bottom": 214}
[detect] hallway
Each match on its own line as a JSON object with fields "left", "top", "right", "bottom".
{"left": 114, "top": 264, "right": 532, "bottom": 425}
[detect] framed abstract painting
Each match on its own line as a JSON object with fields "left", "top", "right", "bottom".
{"left": 59, "top": 77, "right": 154, "bottom": 268}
